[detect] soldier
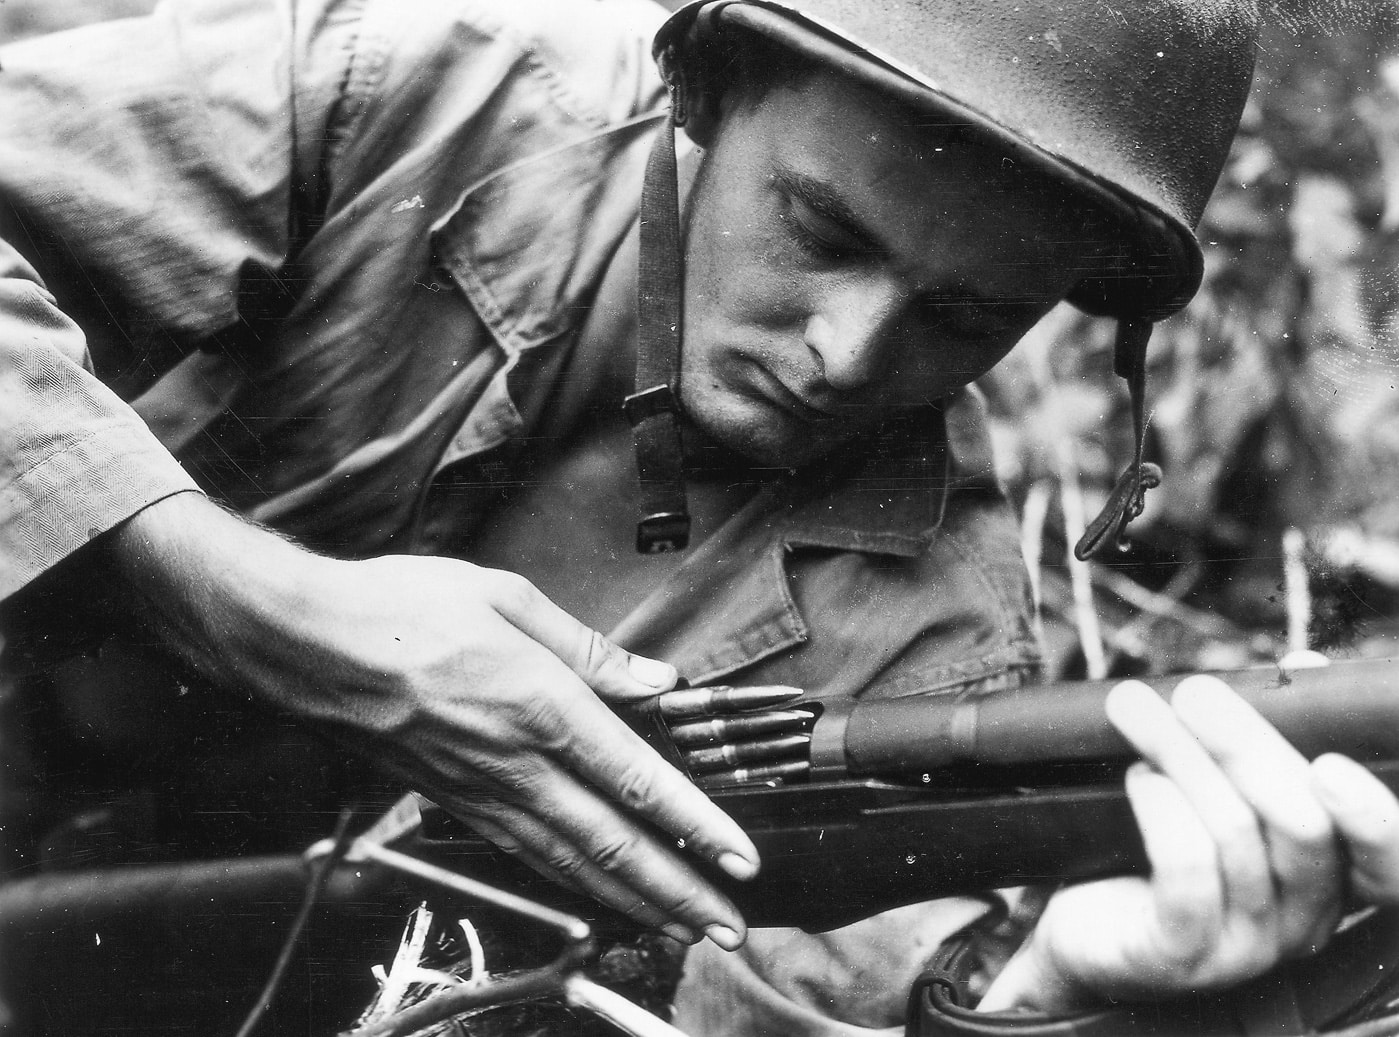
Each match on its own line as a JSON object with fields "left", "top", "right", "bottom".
{"left": 1, "top": 0, "right": 1395, "bottom": 1033}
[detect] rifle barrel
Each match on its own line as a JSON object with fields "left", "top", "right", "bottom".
{"left": 839, "top": 657, "right": 1399, "bottom": 778}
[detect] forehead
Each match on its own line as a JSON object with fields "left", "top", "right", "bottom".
{"left": 725, "top": 68, "right": 1115, "bottom": 291}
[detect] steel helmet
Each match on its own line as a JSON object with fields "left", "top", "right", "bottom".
{"left": 626, "top": 0, "right": 1260, "bottom": 558}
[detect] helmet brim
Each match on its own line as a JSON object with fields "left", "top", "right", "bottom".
{"left": 659, "top": 1, "right": 1205, "bottom": 321}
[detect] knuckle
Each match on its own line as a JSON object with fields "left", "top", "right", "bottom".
{"left": 1164, "top": 916, "right": 1217, "bottom": 971}
{"left": 588, "top": 831, "right": 642, "bottom": 874}
{"left": 1269, "top": 804, "right": 1336, "bottom": 852}
{"left": 612, "top": 764, "right": 660, "bottom": 813}
{"left": 1157, "top": 879, "right": 1224, "bottom": 963}
{"left": 652, "top": 878, "right": 706, "bottom": 918}
{"left": 513, "top": 689, "right": 569, "bottom": 738}
{"left": 1290, "top": 820, "right": 1337, "bottom": 855}
{"left": 576, "top": 627, "right": 622, "bottom": 682}
{"left": 541, "top": 844, "right": 589, "bottom": 882}
{"left": 475, "top": 751, "right": 554, "bottom": 801}
{"left": 485, "top": 568, "right": 537, "bottom": 614}
{"left": 1213, "top": 811, "right": 1267, "bottom": 873}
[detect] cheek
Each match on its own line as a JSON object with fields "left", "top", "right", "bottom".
{"left": 686, "top": 215, "right": 809, "bottom": 335}
{"left": 880, "top": 335, "right": 1018, "bottom": 406}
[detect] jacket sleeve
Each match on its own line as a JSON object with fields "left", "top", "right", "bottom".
{"left": 0, "top": 0, "right": 353, "bottom": 598}
{"left": 0, "top": 240, "right": 198, "bottom": 597}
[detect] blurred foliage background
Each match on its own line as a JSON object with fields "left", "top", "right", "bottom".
{"left": 4, "top": 0, "right": 1398, "bottom": 677}
{"left": 985, "top": 2, "right": 1399, "bottom": 676}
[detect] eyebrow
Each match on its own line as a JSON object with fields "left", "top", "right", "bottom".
{"left": 773, "top": 166, "right": 1062, "bottom": 316}
{"left": 773, "top": 165, "right": 1008, "bottom": 308}
{"left": 773, "top": 167, "right": 886, "bottom": 255}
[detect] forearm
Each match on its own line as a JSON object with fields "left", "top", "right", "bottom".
{"left": 103, "top": 493, "right": 336, "bottom": 711}
{"left": 102, "top": 495, "right": 760, "bottom": 944}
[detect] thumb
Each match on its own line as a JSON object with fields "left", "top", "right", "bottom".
{"left": 495, "top": 572, "right": 677, "bottom": 699}
{"left": 578, "top": 628, "right": 679, "bottom": 703}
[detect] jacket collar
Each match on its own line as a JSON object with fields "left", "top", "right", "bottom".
{"left": 611, "top": 396, "right": 1003, "bottom": 683}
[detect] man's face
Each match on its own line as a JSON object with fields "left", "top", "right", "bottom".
{"left": 679, "top": 69, "right": 1109, "bottom": 467}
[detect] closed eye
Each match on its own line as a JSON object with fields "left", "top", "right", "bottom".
{"left": 783, "top": 194, "right": 868, "bottom": 260}
{"left": 773, "top": 169, "right": 881, "bottom": 263}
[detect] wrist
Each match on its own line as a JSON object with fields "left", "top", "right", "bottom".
{"left": 106, "top": 493, "right": 327, "bottom": 691}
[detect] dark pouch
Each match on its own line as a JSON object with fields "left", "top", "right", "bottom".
{"left": 908, "top": 908, "right": 1399, "bottom": 1037}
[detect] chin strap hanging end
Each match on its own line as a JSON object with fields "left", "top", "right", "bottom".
{"left": 1075, "top": 318, "right": 1159, "bottom": 562}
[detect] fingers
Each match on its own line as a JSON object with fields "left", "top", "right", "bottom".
{"left": 1170, "top": 676, "right": 1340, "bottom": 954}
{"left": 490, "top": 571, "right": 677, "bottom": 700}
{"left": 465, "top": 813, "right": 703, "bottom": 945}
{"left": 443, "top": 766, "right": 745, "bottom": 949}
{"left": 545, "top": 698, "right": 762, "bottom": 880}
{"left": 435, "top": 567, "right": 758, "bottom": 938}
{"left": 1108, "top": 677, "right": 1342, "bottom": 959}
{"left": 479, "top": 569, "right": 761, "bottom": 881}
{"left": 1312, "top": 753, "right": 1399, "bottom": 905}
{"left": 1126, "top": 761, "right": 1224, "bottom": 945}
{"left": 1107, "top": 680, "right": 1273, "bottom": 920}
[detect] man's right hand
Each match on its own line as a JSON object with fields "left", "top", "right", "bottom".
{"left": 980, "top": 676, "right": 1399, "bottom": 1013}
{"left": 106, "top": 492, "right": 757, "bottom": 949}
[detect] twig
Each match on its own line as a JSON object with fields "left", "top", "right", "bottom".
{"left": 564, "top": 976, "right": 689, "bottom": 1037}
{"left": 1056, "top": 447, "right": 1108, "bottom": 679}
{"left": 233, "top": 808, "right": 355, "bottom": 1037}
{"left": 1020, "top": 480, "right": 1053, "bottom": 649}
{"left": 1284, "top": 527, "right": 1311, "bottom": 654}
{"left": 1092, "top": 566, "right": 1242, "bottom": 640}
{"left": 342, "top": 942, "right": 595, "bottom": 1037}
{"left": 360, "top": 904, "right": 438, "bottom": 1028}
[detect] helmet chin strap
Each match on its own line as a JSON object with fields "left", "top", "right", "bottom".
{"left": 626, "top": 110, "right": 692, "bottom": 554}
{"left": 1074, "top": 318, "right": 1162, "bottom": 561}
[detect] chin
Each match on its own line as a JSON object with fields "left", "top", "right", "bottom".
{"left": 686, "top": 390, "right": 840, "bottom": 469}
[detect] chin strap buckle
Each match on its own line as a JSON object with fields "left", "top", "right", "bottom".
{"left": 1075, "top": 460, "right": 1163, "bottom": 561}
{"left": 623, "top": 384, "right": 679, "bottom": 425}
{"left": 636, "top": 511, "right": 691, "bottom": 554}
{"left": 1075, "top": 318, "right": 1159, "bottom": 561}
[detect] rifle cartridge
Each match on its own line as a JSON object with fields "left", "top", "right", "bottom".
{"left": 669, "top": 709, "right": 813, "bottom": 747}
{"left": 683, "top": 733, "right": 811, "bottom": 773}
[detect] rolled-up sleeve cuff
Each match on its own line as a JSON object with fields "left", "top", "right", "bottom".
{"left": 0, "top": 419, "right": 199, "bottom": 600}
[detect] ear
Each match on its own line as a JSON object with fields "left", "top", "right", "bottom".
{"left": 677, "top": 83, "right": 722, "bottom": 149}
{"left": 662, "top": 53, "right": 724, "bottom": 149}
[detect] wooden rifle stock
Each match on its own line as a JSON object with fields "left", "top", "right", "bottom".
{"left": 421, "top": 658, "right": 1399, "bottom": 933}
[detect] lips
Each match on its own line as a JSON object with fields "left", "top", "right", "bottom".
{"left": 747, "top": 362, "right": 841, "bottom": 424}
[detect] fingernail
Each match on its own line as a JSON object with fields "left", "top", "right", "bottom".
{"left": 661, "top": 922, "right": 699, "bottom": 945}
{"left": 717, "top": 851, "right": 759, "bottom": 881}
{"left": 705, "top": 924, "right": 743, "bottom": 951}
{"left": 628, "top": 655, "right": 676, "bottom": 689}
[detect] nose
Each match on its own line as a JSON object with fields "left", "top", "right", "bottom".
{"left": 802, "top": 278, "right": 905, "bottom": 393}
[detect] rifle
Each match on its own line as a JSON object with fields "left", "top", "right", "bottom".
{"left": 6, "top": 658, "right": 1395, "bottom": 1036}
{"left": 418, "top": 656, "right": 1399, "bottom": 933}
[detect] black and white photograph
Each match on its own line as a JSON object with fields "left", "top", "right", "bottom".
{"left": 3, "top": 1, "right": 1399, "bottom": 1034}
